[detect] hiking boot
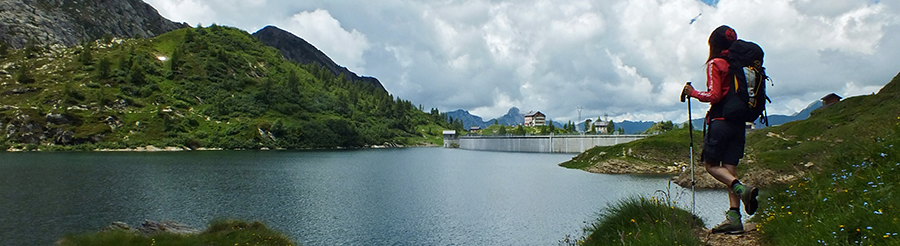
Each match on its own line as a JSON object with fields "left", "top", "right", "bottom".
{"left": 737, "top": 185, "right": 759, "bottom": 215}
{"left": 711, "top": 210, "right": 744, "bottom": 234}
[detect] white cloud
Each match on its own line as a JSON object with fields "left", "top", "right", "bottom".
{"left": 143, "top": 0, "right": 216, "bottom": 26}
{"left": 142, "top": 0, "right": 900, "bottom": 123}
{"left": 284, "top": 9, "right": 371, "bottom": 73}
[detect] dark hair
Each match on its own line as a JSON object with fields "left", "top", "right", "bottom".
{"left": 707, "top": 25, "right": 737, "bottom": 62}
{"left": 707, "top": 45, "right": 727, "bottom": 62}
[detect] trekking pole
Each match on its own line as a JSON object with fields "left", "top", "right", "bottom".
{"left": 682, "top": 82, "right": 696, "bottom": 215}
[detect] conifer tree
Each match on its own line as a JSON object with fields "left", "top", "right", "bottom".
{"left": 606, "top": 121, "right": 616, "bottom": 135}
{"left": 15, "top": 63, "right": 35, "bottom": 84}
{"left": 129, "top": 62, "right": 145, "bottom": 85}
{"left": 0, "top": 40, "right": 8, "bottom": 58}
{"left": 97, "top": 56, "right": 111, "bottom": 79}
{"left": 78, "top": 39, "right": 93, "bottom": 65}
{"left": 23, "top": 39, "right": 39, "bottom": 59}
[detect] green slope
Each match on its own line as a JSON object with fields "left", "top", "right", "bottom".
{"left": 560, "top": 127, "right": 700, "bottom": 171}
{"left": 0, "top": 25, "right": 458, "bottom": 150}
{"left": 753, "top": 72, "right": 900, "bottom": 245}
{"left": 563, "top": 71, "right": 900, "bottom": 178}
{"left": 563, "top": 71, "right": 900, "bottom": 245}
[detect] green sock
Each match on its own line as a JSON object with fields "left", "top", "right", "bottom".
{"left": 731, "top": 180, "right": 745, "bottom": 194}
{"left": 726, "top": 209, "right": 741, "bottom": 221}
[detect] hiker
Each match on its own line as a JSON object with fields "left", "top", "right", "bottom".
{"left": 681, "top": 25, "right": 759, "bottom": 234}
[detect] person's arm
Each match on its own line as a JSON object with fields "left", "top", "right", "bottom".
{"left": 689, "top": 59, "right": 729, "bottom": 104}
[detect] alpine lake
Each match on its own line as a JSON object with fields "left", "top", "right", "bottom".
{"left": 0, "top": 147, "right": 730, "bottom": 245}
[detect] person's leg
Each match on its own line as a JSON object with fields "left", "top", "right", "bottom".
{"left": 704, "top": 121, "right": 747, "bottom": 234}
{"left": 711, "top": 162, "right": 744, "bottom": 234}
{"left": 704, "top": 162, "right": 737, "bottom": 185}
{"left": 706, "top": 162, "right": 741, "bottom": 213}
{"left": 724, "top": 164, "right": 741, "bottom": 210}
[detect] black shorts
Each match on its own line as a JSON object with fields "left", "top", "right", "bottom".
{"left": 702, "top": 120, "right": 746, "bottom": 165}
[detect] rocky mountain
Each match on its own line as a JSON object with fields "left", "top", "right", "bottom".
{"left": 0, "top": 0, "right": 187, "bottom": 49}
{"left": 446, "top": 109, "right": 486, "bottom": 130}
{"left": 491, "top": 107, "right": 524, "bottom": 126}
{"left": 252, "top": 25, "right": 385, "bottom": 91}
{"left": 446, "top": 107, "right": 525, "bottom": 129}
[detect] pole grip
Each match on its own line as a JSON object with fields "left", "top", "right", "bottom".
{"left": 680, "top": 82, "right": 692, "bottom": 102}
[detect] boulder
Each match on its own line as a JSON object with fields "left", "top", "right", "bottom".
{"left": 16, "top": 121, "right": 44, "bottom": 144}
{"left": 45, "top": 113, "right": 70, "bottom": 125}
{"left": 102, "top": 220, "right": 199, "bottom": 236}
{"left": 135, "top": 220, "right": 200, "bottom": 235}
{"left": 53, "top": 129, "right": 74, "bottom": 145}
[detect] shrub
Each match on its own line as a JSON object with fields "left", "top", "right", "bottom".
{"left": 578, "top": 193, "right": 704, "bottom": 246}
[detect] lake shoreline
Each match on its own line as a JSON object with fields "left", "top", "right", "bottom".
{"left": 576, "top": 159, "right": 801, "bottom": 189}
{"left": 4, "top": 143, "right": 434, "bottom": 152}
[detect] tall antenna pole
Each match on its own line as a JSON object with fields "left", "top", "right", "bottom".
{"left": 576, "top": 107, "right": 583, "bottom": 122}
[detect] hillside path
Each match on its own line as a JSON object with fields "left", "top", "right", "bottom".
{"left": 696, "top": 222, "right": 763, "bottom": 246}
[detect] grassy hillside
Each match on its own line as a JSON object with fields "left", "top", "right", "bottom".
{"left": 560, "top": 127, "right": 701, "bottom": 171}
{"left": 0, "top": 25, "right": 459, "bottom": 150}
{"left": 563, "top": 71, "right": 900, "bottom": 178}
{"left": 565, "top": 71, "right": 900, "bottom": 245}
{"left": 746, "top": 73, "right": 900, "bottom": 173}
{"left": 753, "top": 72, "right": 900, "bottom": 245}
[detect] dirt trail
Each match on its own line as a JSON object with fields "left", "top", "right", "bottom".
{"left": 695, "top": 222, "right": 763, "bottom": 246}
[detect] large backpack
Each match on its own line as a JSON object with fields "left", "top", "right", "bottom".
{"left": 719, "top": 39, "right": 770, "bottom": 125}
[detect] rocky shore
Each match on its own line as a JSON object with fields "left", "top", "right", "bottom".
{"left": 580, "top": 158, "right": 803, "bottom": 189}
{"left": 103, "top": 220, "right": 200, "bottom": 236}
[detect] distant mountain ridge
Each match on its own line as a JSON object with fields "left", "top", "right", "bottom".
{"left": 687, "top": 100, "right": 823, "bottom": 130}
{"left": 446, "top": 107, "right": 524, "bottom": 129}
{"left": 252, "top": 26, "right": 385, "bottom": 91}
{"left": 448, "top": 101, "right": 822, "bottom": 134}
{"left": 0, "top": 0, "right": 187, "bottom": 48}
{"left": 446, "top": 107, "right": 651, "bottom": 133}
{"left": 761, "top": 100, "right": 821, "bottom": 127}
{"left": 445, "top": 109, "right": 486, "bottom": 129}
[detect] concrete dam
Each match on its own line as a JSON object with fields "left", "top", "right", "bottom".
{"left": 451, "top": 134, "right": 649, "bottom": 153}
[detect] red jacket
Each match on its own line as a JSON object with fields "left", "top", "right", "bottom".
{"left": 690, "top": 57, "right": 729, "bottom": 104}
{"left": 690, "top": 55, "right": 730, "bottom": 122}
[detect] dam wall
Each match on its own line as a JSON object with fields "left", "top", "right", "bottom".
{"left": 456, "top": 134, "right": 648, "bottom": 153}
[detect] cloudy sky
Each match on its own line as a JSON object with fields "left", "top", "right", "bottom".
{"left": 144, "top": 0, "right": 899, "bottom": 123}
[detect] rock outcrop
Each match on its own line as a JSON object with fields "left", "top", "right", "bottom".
{"left": 104, "top": 220, "right": 200, "bottom": 236}
{"left": 0, "top": 0, "right": 188, "bottom": 49}
{"left": 1, "top": 108, "right": 108, "bottom": 146}
{"left": 252, "top": 25, "right": 386, "bottom": 91}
